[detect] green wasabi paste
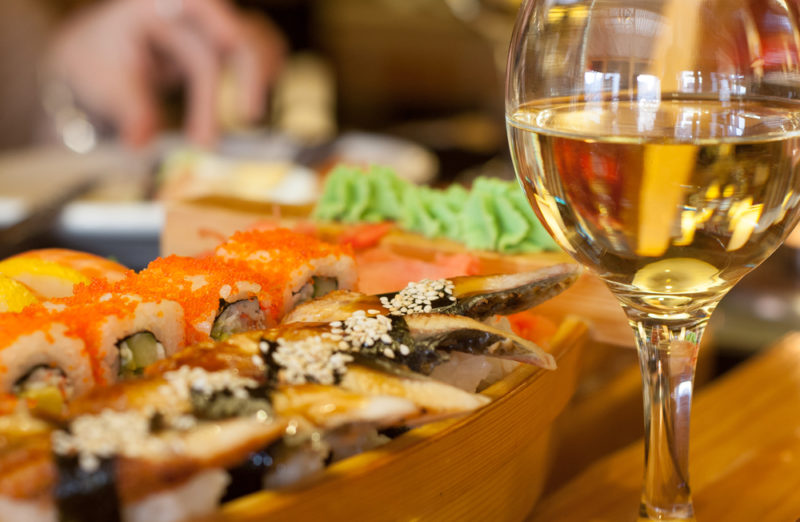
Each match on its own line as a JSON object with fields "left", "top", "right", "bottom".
{"left": 313, "top": 165, "right": 560, "bottom": 254}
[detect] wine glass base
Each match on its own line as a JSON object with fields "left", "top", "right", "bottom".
{"left": 638, "top": 502, "right": 695, "bottom": 521}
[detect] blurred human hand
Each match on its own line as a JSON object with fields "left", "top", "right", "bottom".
{"left": 44, "top": 0, "right": 286, "bottom": 147}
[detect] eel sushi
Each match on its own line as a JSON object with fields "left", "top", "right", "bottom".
{"left": 0, "top": 309, "right": 94, "bottom": 415}
{"left": 282, "top": 263, "right": 581, "bottom": 324}
{"left": 277, "top": 265, "right": 585, "bottom": 393}
{"left": 0, "top": 355, "right": 427, "bottom": 521}
{"left": 148, "top": 322, "right": 493, "bottom": 420}
{"left": 118, "top": 255, "right": 283, "bottom": 344}
{"left": 214, "top": 229, "right": 358, "bottom": 318}
{"left": 0, "top": 409, "right": 288, "bottom": 522}
{"left": 0, "top": 304, "right": 521, "bottom": 521}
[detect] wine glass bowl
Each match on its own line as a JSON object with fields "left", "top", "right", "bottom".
{"left": 506, "top": 1, "right": 800, "bottom": 519}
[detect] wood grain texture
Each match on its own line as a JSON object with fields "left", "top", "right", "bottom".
{"left": 529, "top": 332, "right": 800, "bottom": 522}
{"left": 205, "top": 317, "right": 589, "bottom": 522}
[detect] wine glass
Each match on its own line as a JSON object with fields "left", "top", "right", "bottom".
{"left": 506, "top": 0, "right": 800, "bottom": 520}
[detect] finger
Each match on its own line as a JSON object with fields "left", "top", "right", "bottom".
{"left": 177, "top": 0, "right": 243, "bottom": 51}
{"left": 94, "top": 34, "right": 161, "bottom": 147}
{"left": 150, "top": 22, "right": 220, "bottom": 145}
{"left": 115, "top": 70, "right": 160, "bottom": 147}
{"left": 230, "top": 15, "right": 287, "bottom": 122}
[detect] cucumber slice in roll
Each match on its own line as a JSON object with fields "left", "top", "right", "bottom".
{"left": 312, "top": 276, "right": 338, "bottom": 298}
{"left": 118, "top": 332, "right": 165, "bottom": 377}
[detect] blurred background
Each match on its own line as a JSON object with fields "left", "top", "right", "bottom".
{"left": 0, "top": 0, "right": 799, "bottom": 373}
{"left": 0, "top": 0, "right": 513, "bottom": 263}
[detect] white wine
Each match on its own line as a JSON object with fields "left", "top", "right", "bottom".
{"left": 507, "top": 97, "right": 800, "bottom": 317}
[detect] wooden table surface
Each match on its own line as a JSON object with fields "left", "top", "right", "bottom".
{"left": 530, "top": 332, "right": 800, "bottom": 522}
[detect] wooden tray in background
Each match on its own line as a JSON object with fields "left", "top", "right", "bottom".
{"left": 206, "top": 317, "right": 588, "bottom": 522}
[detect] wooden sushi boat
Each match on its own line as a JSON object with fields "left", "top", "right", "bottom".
{"left": 215, "top": 316, "right": 587, "bottom": 522}
{"left": 0, "top": 227, "right": 589, "bottom": 522}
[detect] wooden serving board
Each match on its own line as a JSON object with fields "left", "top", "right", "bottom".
{"left": 205, "top": 317, "right": 588, "bottom": 522}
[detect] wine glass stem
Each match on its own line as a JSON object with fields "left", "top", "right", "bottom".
{"left": 628, "top": 313, "right": 707, "bottom": 520}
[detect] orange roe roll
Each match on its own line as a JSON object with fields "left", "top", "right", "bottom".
{"left": 9, "top": 248, "right": 131, "bottom": 283}
{"left": 214, "top": 228, "right": 357, "bottom": 319}
{"left": 53, "top": 280, "right": 185, "bottom": 385}
{"left": 120, "top": 255, "right": 282, "bottom": 345}
{"left": 0, "top": 248, "right": 131, "bottom": 298}
{"left": 0, "top": 305, "right": 94, "bottom": 411}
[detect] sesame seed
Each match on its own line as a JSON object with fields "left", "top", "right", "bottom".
{"left": 271, "top": 336, "right": 353, "bottom": 385}
{"left": 333, "top": 311, "right": 394, "bottom": 350}
{"left": 379, "top": 279, "right": 456, "bottom": 316}
{"left": 52, "top": 409, "right": 175, "bottom": 471}
{"left": 161, "top": 366, "right": 258, "bottom": 401}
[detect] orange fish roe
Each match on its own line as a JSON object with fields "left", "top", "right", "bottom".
{"left": 217, "top": 228, "right": 353, "bottom": 268}
{"left": 117, "top": 255, "right": 283, "bottom": 344}
{"left": 49, "top": 294, "right": 142, "bottom": 385}
{"left": 0, "top": 304, "right": 65, "bottom": 347}
{"left": 215, "top": 228, "right": 355, "bottom": 311}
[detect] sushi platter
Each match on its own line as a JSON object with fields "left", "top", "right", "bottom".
{"left": 0, "top": 224, "right": 589, "bottom": 522}
{"left": 216, "top": 317, "right": 587, "bottom": 522}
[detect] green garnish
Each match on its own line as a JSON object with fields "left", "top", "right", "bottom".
{"left": 313, "top": 165, "right": 559, "bottom": 254}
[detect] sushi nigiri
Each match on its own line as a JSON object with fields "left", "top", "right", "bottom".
{"left": 282, "top": 264, "right": 581, "bottom": 324}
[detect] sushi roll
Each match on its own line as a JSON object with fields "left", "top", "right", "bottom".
{"left": 0, "top": 308, "right": 94, "bottom": 414}
{"left": 0, "top": 249, "right": 130, "bottom": 299}
{"left": 6, "top": 249, "right": 131, "bottom": 284}
{"left": 119, "top": 255, "right": 282, "bottom": 345}
{"left": 214, "top": 228, "right": 357, "bottom": 319}
{"left": 54, "top": 282, "right": 185, "bottom": 385}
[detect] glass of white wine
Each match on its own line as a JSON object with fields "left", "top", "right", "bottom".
{"left": 506, "top": 0, "right": 800, "bottom": 519}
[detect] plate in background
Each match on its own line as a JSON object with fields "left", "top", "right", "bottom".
{"left": 0, "top": 132, "right": 438, "bottom": 269}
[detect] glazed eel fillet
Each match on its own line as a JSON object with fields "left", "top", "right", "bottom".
{"left": 0, "top": 310, "right": 508, "bottom": 522}
{"left": 283, "top": 264, "right": 580, "bottom": 372}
